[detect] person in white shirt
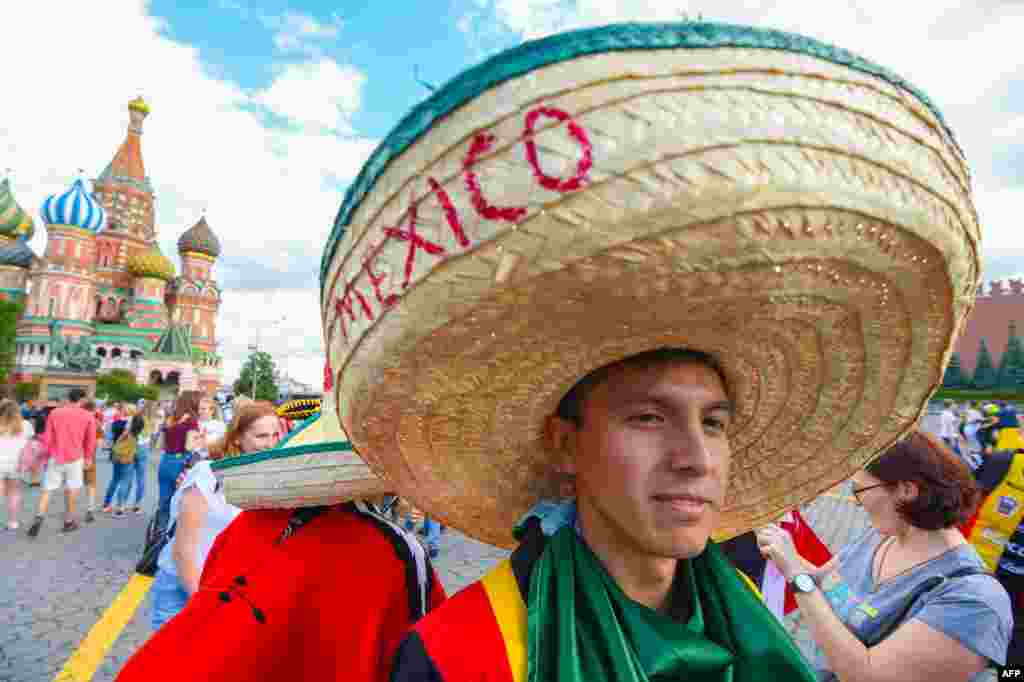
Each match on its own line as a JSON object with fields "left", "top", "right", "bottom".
{"left": 150, "top": 401, "right": 282, "bottom": 629}
{"left": 197, "top": 397, "right": 226, "bottom": 460}
{"left": 939, "top": 399, "right": 960, "bottom": 457}
{"left": 0, "top": 399, "right": 35, "bottom": 530}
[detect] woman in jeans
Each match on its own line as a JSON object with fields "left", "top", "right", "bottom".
{"left": 156, "top": 391, "right": 203, "bottom": 531}
{"left": 150, "top": 401, "right": 282, "bottom": 629}
{"left": 757, "top": 431, "right": 1013, "bottom": 681}
{"left": 103, "top": 414, "right": 145, "bottom": 516}
{"left": 125, "top": 400, "right": 162, "bottom": 514}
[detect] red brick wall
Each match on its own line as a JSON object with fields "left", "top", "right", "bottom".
{"left": 955, "top": 281, "right": 1024, "bottom": 376}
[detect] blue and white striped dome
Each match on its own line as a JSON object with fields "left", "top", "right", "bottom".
{"left": 41, "top": 179, "right": 106, "bottom": 232}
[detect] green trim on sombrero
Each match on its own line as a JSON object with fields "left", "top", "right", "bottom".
{"left": 274, "top": 411, "right": 323, "bottom": 449}
{"left": 211, "top": 440, "right": 354, "bottom": 472}
{"left": 319, "top": 20, "right": 957, "bottom": 292}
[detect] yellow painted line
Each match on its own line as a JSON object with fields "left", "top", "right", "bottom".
{"left": 54, "top": 574, "right": 154, "bottom": 682}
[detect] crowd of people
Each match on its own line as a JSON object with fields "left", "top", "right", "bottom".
{"left": 5, "top": 17, "right": 1024, "bottom": 682}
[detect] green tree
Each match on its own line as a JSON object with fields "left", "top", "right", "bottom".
{"left": 942, "top": 352, "right": 965, "bottom": 388}
{"left": 96, "top": 369, "right": 160, "bottom": 403}
{"left": 233, "top": 350, "right": 279, "bottom": 401}
{"left": 973, "top": 338, "right": 998, "bottom": 389}
{"left": 998, "top": 321, "right": 1024, "bottom": 389}
{"left": 0, "top": 299, "right": 24, "bottom": 383}
{"left": 14, "top": 380, "right": 40, "bottom": 403}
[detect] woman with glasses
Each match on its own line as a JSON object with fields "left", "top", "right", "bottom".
{"left": 757, "top": 431, "right": 1012, "bottom": 682}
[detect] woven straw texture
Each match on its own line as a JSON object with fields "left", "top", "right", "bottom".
{"left": 214, "top": 394, "right": 392, "bottom": 509}
{"left": 321, "top": 27, "right": 979, "bottom": 548}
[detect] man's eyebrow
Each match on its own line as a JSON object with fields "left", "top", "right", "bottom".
{"left": 705, "top": 400, "right": 734, "bottom": 415}
{"left": 609, "top": 395, "right": 735, "bottom": 414}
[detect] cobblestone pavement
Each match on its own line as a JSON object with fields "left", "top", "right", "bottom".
{"left": 0, "top": 414, "right": 945, "bottom": 681}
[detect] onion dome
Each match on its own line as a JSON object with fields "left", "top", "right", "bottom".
{"left": 41, "top": 178, "right": 106, "bottom": 232}
{"left": 0, "top": 236, "right": 36, "bottom": 268}
{"left": 128, "top": 96, "right": 151, "bottom": 115}
{"left": 177, "top": 216, "right": 221, "bottom": 258}
{"left": 128, "top": 243, "right": 176, "bottom": 281}
{"left": 0, "top": 179, "right": 35, "bottom": 241}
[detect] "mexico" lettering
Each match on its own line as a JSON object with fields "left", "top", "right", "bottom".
{"left": 327, "top": 105, "right": 593, "bottom": 348}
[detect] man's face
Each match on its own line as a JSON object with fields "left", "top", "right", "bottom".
{"left": 561, "top": 361, "right": 732, "bottom": 561}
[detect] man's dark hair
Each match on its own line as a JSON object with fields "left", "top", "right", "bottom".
{"left": 555, "top": 348, "right": 729, "bottom": 426}
{"left": 68, "top": 388, "right": 87, "bottom": 404}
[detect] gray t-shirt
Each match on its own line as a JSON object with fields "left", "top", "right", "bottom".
{"left": 813, "top": 527, "right": 1011, "bottom": 682}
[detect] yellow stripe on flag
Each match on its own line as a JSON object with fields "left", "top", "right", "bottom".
{"left": 481, "top": 559, "right": 527, "bottom": 682}
{"left": 54, "top": 574, "right": 154, "bottom": 682}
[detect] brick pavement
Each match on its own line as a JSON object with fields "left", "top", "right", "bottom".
{"left": 0, "top": 412, "right": 946, "bottom": 682}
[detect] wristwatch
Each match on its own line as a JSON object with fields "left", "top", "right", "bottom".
{"left": 789, "top": 573, "right": 817, "bottom": 594}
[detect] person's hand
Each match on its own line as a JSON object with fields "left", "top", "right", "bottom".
{"left": 176, "top": 471, "right": 187, "bottom": 489}
{"left": 755, "top": 524, "right": 803, "bottom": 580}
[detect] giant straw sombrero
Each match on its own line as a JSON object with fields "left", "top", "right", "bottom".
{"left": 320, "top": 22, "right": 980, "bottom": 548}
{"left": 211, "top": 392, "right": 392, "bottom": 508}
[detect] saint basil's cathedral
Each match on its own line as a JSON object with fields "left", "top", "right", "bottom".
{"left": 0, "top": 97, "right": 223, "bottom": 399}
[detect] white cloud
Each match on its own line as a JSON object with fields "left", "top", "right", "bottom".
{"left": 255, "top": 59, "right": 366, "bottom": 134}
{"left": 0, "top": 0, "right": 376, "bottom": 388}
{"left": 271, "top": 10, "right": 344, "bottom": 57}
{"left": 461, "top": 0, "right": 1024, "bottom": 280}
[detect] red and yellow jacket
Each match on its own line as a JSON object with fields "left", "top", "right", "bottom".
{"left": 118, "top": 502, "right": 445, "bottom": 682}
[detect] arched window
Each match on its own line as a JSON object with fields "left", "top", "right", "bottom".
{"left": 130, "top": 350, "right": 143, "bottom": 360}
{"left": 38, "top": 344, "right": 44, "bottom": 355}
{"left": 111, "top": 348, "right": 122, "bottom": 359}
{"left": 96, "top": 347, "right": 107, "bottom": 358}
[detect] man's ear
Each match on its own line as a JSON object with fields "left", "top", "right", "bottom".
{"left": 545, "top": 414, "right": 579, "bottom": 475}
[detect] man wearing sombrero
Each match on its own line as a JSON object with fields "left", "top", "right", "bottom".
{"left": 310, "top": 19, "right": 979, "bottom": 682}
{"left": 115, "top": 390, "right": 446, "bottom": 682}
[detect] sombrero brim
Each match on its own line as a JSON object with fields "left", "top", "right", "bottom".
{"left": 320, "top": 22, "right": 979, "bottom": 548}
{"left": 212, "top": 400, "right": 392, "bottom": 509}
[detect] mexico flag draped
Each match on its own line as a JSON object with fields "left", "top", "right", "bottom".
{"left": 721, "top": 509, "right": 832, "bottom": 619}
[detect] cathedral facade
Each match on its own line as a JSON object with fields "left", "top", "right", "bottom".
{"left": 0, "top": 98, "right": 223, "bottom": 399}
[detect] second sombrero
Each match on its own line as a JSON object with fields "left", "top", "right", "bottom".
{"left": 320, "top": 21, "right": 980, "bottom": 548}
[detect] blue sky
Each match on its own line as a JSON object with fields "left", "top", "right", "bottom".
{"left": 151, "top": 1, "right": 490, "bottom": 138}
{"left": 3, "top": 0, "right": 1024, "bottom": 386}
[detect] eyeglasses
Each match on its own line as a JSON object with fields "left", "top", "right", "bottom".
{"left": 851, "top": 482, "right": 890, "bottom": 505}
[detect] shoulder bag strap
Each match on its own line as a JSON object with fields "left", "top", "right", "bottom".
{"left": 866, "top": 566, "right": 989, "bottom": 646}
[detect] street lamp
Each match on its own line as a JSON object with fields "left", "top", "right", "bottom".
{"left": 248, "top": 316, "right": 287, "bottom": 400}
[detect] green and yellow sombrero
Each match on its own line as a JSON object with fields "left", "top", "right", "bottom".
{"left": 277, "top": 397, "right": 323, "bottom": 421}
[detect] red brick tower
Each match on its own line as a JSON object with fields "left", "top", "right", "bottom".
{"left": 91, "top": 97, "right": 155, "bottom": 296}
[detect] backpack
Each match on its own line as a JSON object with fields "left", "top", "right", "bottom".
{"left": 112, "top": 430, "right": 137, "bottom": 464}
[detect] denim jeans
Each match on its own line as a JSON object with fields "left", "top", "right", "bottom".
{"left": 130, "top": 447, "right": 149, "bottom": 506}
{"left": 157, "top": 453, "right": 190, "bottom": 527}
{"left": 405, "top": 513, "right": 442, "bottom": 551}
{"left": 150, "top": 567, "right": 189, "bottom": 630}
{"left": 422, "top": 516, "right": 442, "bottom": 549}
{"left": 103, "top": 462, "right": 134, "bottom": 508}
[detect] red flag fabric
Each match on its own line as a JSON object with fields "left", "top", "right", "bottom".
{"left": 779, "top": 509, "right": 832, "bottom": 614}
